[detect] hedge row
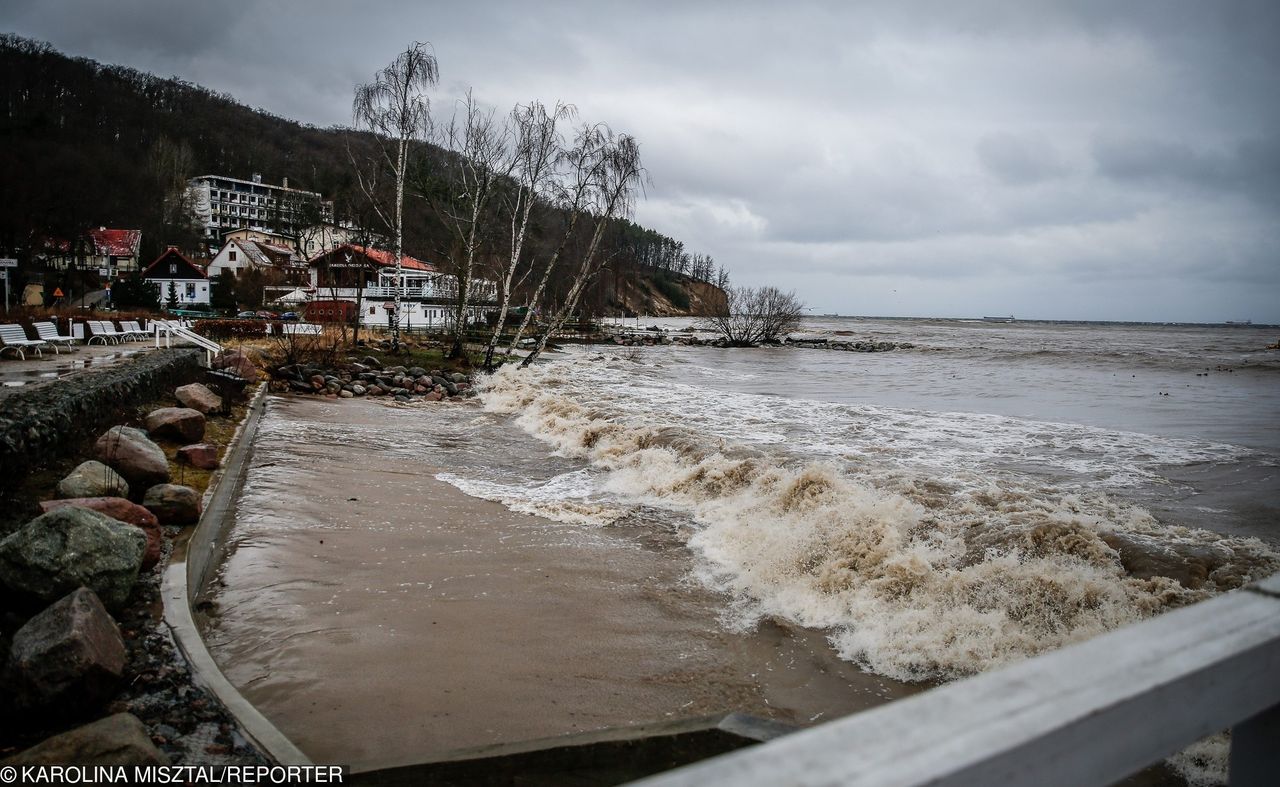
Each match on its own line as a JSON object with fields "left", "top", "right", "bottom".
{"left": 192, "top": 319, "right": 268, "bottom": 339}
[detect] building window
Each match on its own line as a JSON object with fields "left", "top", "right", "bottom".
{"left": 169, "top": 263, "right": 177, "bottom": 274}
{"left": 229, "top": 250, "right": 237, "bottom": 261}
{"left": 185, "top": 283, "right": 196, "bottom": 299}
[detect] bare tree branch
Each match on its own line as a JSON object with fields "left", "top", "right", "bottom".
{"left": 698, "top": 286, "right": 804, "bottom": 346}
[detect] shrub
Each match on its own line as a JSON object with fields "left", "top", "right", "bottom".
{"left": 192, "top": 319, "right": 267, "bottom": 339}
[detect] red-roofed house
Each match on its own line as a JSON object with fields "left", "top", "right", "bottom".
{"left": 142, "top": 246, "right": 210, "bottom": 306}
{"left": 89, "top": 228, "right": 142, "bottom": 273}
{"left": 308, "top": 244, "right": 437, "bottom": 290}
{"left": 43, "top": 228, "right": 142, "bottom": 275}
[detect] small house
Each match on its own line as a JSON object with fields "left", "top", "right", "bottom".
{"left": 142, "top": 247, "right": 210, "bottom": 306}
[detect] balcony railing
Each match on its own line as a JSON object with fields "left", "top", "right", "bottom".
{"left": 277, "top": 285, "right": 498, "bottom": 303}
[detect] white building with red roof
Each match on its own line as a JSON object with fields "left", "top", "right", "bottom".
{"left": 295, "top": 243, "right": 497, "bottom": 329}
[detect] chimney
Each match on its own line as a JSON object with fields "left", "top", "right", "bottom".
{"left": 99, "top": 226, "right": 106, "bottom": 231}
{"left": 282, "top": 177, "right": 289, "bottom": 189}
{"left": 252, "top": 173, "right": 262, "bottom": 184}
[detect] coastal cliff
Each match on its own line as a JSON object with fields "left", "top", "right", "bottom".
{"left": 602, "top": 271, "right": 728, "bottom": 317}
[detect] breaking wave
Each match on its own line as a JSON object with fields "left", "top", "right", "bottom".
{"left": 476, "top": 353, "right": 1279, "bottom": 681}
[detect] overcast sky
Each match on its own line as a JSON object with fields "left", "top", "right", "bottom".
{"left": 4, "top": 0, "right": 1278, "bottom": 322}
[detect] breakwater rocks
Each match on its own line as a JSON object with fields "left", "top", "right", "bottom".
{"left": 787, "top": 337, "right": 914, "bottom": 352}
{"left": 269, "top": 355, "right": 474, "bottom": 403}
{"left": 0, "top": 349, "right": 204, "bottom": 490}
{"left": 608, "top": 331, "right": 914, "bottom": 352}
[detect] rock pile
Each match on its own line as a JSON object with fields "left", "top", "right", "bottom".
{"left": 606, "top": 332, "right": 914, "bottom": 351}
{"left": 270, "top": 355, "right": 473, "bottom": 403}
{"left": 786, "top": 338, "right": 914, "bottom": 352}
{"left": 0, "top": 373, "right": 261, "bottom": 767}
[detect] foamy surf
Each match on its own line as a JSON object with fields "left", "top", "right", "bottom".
{"left": 436, "top": 470, "right": 627, "bottom": 526}
{"left": 478, "top": 352, "right": 1279, "bottom": 682}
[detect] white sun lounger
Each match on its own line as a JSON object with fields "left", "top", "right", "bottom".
{"left": 120, "top": 320, "right": 149, "bottom": 341}
{"left": 32, "top": 321, "right": 78, "bottom": 353}
{"left": 0, "top": 324, "right": 49, "bottom": 360}
{"left": 87, "top": 320, "right": 128, "bottom": 344}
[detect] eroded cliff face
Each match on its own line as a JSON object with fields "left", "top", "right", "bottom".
{"left": 603, "top": 273, "right": 728, "bottom": 317}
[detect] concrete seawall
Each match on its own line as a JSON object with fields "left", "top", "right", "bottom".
{"left": 160, "top": 383, "right": 311, "bottom": 765}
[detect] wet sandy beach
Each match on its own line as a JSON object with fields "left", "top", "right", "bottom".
{"left": 202, "top": 396, "right": 919, "bottom": 770}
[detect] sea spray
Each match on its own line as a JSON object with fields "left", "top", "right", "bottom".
{"left": 478, "top": 353, "right": 1279, "bottom": 681}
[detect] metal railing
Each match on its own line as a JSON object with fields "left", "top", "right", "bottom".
{"left": 628, "top": 573, "right": 1280, "bottom": 787}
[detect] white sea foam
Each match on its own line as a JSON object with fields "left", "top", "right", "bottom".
{"left": 436, "top": 470, "right": 626, "bottom": 526}
{"left": 478, "top": 353, "right": 1279, "bottom": 681}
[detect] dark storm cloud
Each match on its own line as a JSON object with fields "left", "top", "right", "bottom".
{"left": 1093, "top": 134, "right": 1280, "bottom": 206}
{"left": 2, "top": 0, "right": 246, "bottom": 65}
{"left": 2, "top": 0, "right": 1277, "bottom": 321}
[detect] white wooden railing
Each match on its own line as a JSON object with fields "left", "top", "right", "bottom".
{"left": 629, "top": 573, "right": 1280, "bottom": 787}
{"left": 154, "top": 319, "right": 222, "bottom": 363}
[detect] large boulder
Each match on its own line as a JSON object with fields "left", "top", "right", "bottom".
{"left": 144, "top": 407, "right": 206, "bottom": 443}
{"left": 1, "top": 713, "right": 169, "bottom": 767}
{"left": 0, "top": 507, "right": 146, "bottom": 609}
{"left": 5, "top": 588, "right": 126, "bottom": 713}
{"left": 214, "top": 350, "right": 261, "bottom": 383}
{"left": 174, "top": 382, "right": 222, "bottom": 414}
{"left": 57, "top": 460, "right": 129, "bottom": 500}
{"left": 38, "top": 497, "right": 162, "bottom": 570}
{"left": 176, "top": 443, "right": 219, "bottom": 470}
{"left": 93, "top": 426, "right": 169, "bottom": 489}
{"left": 141, "top": 484, "right": 202, "bottom": 526}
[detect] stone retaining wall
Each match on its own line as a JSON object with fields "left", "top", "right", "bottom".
{"left": 0, "top": 349, "right": 204, "bottom": 489}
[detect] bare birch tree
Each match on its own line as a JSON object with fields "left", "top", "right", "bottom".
{"left": 482, "top": 100, "right": 575, "bottom": 369}
{"left": 352, "top": 42, "right": 438, "bottom": 352}
{"left": 521, "top": 126, "right": 644, "bottom": 367}
{"left": 424, "top": 90, "right": 513, "bottom": 360}
{"left": 503, "top": 123, "right": 605, "bottom": 359}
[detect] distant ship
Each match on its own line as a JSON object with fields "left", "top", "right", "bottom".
{"left": 982, "top": 316, "right": 1015, "bottom": 323}
{"left": 1225, "top": 319, "right": 1252, "bottom": 326}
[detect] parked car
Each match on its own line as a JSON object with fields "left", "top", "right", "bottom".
{"left": 236, "top": 311, "right": 256, "bottom": 319}
{"left": 280, "top": 312, "right": 301, "bottom": 321}
{"left": 255, "top": 310, "right": 280, "bottom": 320}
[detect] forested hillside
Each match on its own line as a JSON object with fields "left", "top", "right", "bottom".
{"left": 0, "top": 35, "right": 726, "bottom": 316}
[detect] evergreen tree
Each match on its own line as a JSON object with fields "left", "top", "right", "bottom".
{"left": 111, "top": 273, "right": 160, "bottom": 310}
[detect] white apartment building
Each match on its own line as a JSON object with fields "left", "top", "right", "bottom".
{"left": 187, "top": 173, "right": 334, "bottom": 246}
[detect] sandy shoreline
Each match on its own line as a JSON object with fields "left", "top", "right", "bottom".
{"left": 200, "top": 395, "right": 920, "bottom": 770}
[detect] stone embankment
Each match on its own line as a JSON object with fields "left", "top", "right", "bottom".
{"left": 269, "top": 354, "right": 474, "bottom": 403}
{"left": 0, "top": 348, "right": 204, "bottom": 490}
{"left": 0, "top": 368, "right": 264, "bottom": 768}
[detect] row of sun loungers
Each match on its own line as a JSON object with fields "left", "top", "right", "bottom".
{"left": 85, "top": 319, "right": 149, "bottom": 345}
{"left": 0, "top": 319, "right": 153, "bottom": 359}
